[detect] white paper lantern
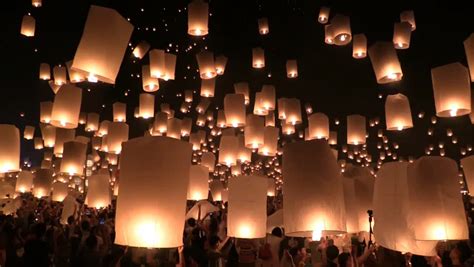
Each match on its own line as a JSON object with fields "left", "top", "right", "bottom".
{"left": 318, "top": 7, "right": 330, "bottom": 24}
{"left": 142, "top": 65, "right": 159, "bottom": 92}
{"left": 385, "top": 94, "right": 413, "bottom": 131}
{"left": 86, "top": 173, "right": 111, "bottom": 209}
{"left": 52, "top": 182, "right": 69, "bottom": 202}
{"left": 308, "top": 113, "right": 329, "bottom": 140}
{"left": 21, "top": 15, "right": 35, "bottom": 37}
{"left": 258, "top": 18, "right": 269, "bottom": 35}
{"left": 39, "top": 63, "right": 51, "bottom": 80}
{"left": 188, "top": 0, "right": 208, "bottom": 36}
{"left": 330, "top": 14, "right": 351, "bottom": 46}
{"left": 347, "top": 115, "right": 366, "bottom": 145}
{"left": 0, "top": 125, "right": 20, "bottom": 173}
{"left": 139, "top": 93, "right": 155, "bottom": 119}
{"left": 234, "top": 82, "right": 250, "bottom": 105}
{"left": 187, "top": 165, "right": 209, "bottom": 201}
{"left": 252, "top": 48, "right": 265, "bottom": 68}
{"left": 200, "top": 77, "right": 216, "bottom": 97}
{"left": 400, "top": 10, "right": 416, "bottom": 31}
{"left": 464, "top": 33, "right": 474, "bottom": 82}
{"left": 53, "top": 128, "right": 75, "bottom": 157}
{"left": 368, "top": 41, "right": 403, "bottom": 84}
{"left": 132, "top": 41, "right": 150, "bottom": 59}
{"left": 224, "top": 94, "right": 246, "bottom": 127}
{"left": 16, "top": 171, "right": 33, "bottom": 193}
{"left": 51, "top": 85, "right": 82, "bottom": 129}
{"left": 85, "top": 113, "right": 100, "bottom": 132}
{"left": 286, "top": 60, "right": 298, "bottom": 78}
{"left": 33, "top": 169, "right": 53, "bottom": 198}
{"left": 60, "top": 141, "right": 87, "bottom": 176}
{"left": 107, "top": 122, "right": 129, "bottom": 154}
{"left": 245, "top": 115, "right": 264, "bottom": 149}
{"left": 215, "top": 55, "right": 227, "bottom": 75}
{"left": 352, "top": 33, "right": 367, "bottom": 59}
{"left": 393, "top": 22, "right": 412, "bottom": 49}
{"left": 219, "top": 135, "right": 239, "bottom": 167}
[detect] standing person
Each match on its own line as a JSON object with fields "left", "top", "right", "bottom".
{"left": 261, "top": 227, "right": 283, "bottom": 267}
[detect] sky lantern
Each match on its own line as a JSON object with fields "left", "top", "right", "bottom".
{"left": 107, "top": 122, "right": 129, "bottom": 154}
{"left": 40, "top": 124, "right": 56, "bottom": 148}
{"left": 342, "top": 178, "right": 359, "bottom": 233}
{"left": 224, "top": 94, "right": 246, "bottom": 127}
{"left": 167, "top": 118, "right": 182, "bottom": 139}
{"left": 261, "top": 85, "right": 276, "bottom": 111}
{"left": 196, "top": 98, "right": 211, "bottom": 114}
{"left": 196, "top": 51, "right": 217, "bottom": 79}
{"left": 34, "top": 137, "right": 43, "bottom": 150}
{"left": 407, "top": 157, "right": 469, "bottom": 241}
{"left": 329, "top": 131, "right": 337, "bottom": 145}
{"left": 23, "top": 126, "right": 35, "bottom": 140}
{"left": 132, "top": 41, "right": 150, "bottom": 59}
{"left": 153, "top": 112, "right": 168, "bottom": 136}
{"left": 245, "top": 115, "right": 264, "bottom": 149}
{"left": 71, "top": 5, "right": 133, "bottom": 84}
{"left": 200, "top": 77, "right": 216, "bottom": 97}
{"left": 431, "top": 62, "right": 471, "bottom": 117}
{"left": 347, "top": 115, "right": 366, "bottom": 145}
{"left": 32, "top": 0, "right": 42, "bottom": 7}
{"left": 53, "top": 65, "right": 67, "bottom": 86}
{"left": 115, "top": 136, "right": 192, "bottom": 248}
{"left": 267, "top": 179, "right": 276, "bottom": 197}
{"left": 330, "top": 14, "right": 351, "bottom": 46}
{"left": 219, "top": 135, "right": 239, "bottom": 167}
{"left": 352, "top": 33, "right": 367, "bottom": 59}
{"left": 40, "top": 101, "right": 53, "bottom": 124}
{"left": 283, "top": 140, "right": 346, "bottom": 239}
{"left": 284, "top": 98, "right": 302, "bottom": 125}
{"left": 393, "top": 22, "right": 412, "bottom": 49}
{"left": 60, "top": 141, "right": 87, "bottom": 176}
{"left": 50, "top": 85, "right": 82, "bottom": 129}
{"left": 97, "top": 120, "right": 110, "bottom": 137}
{"left": 253, "top": 92, "right": 267, "bottom": 116}
{"left": 368, "top": 41, "right": 403, "bottom": 84}
{"left": 139, "top": 93, "right": 155, "bottom": 119}
{"left": 33, "top": 169, "right": 53, "bottom": 198}
{"left": 318, "top": 7, "right": 330, "bottom": 24}
{"left": 113, "top": 102, "right": 126, "bottom": 122}
{"left": 53, "top": 128, "right": 75, "bottom": 157}
{"left": 215, "top": 55, "right": 228, "bottom": 75}
{"left": 228, "top": 175, "right": 267, "bottom": 239}
{"left": 385, "top": 93, "right": 413, "bottom": 131}
{"left": 188, "top": 0, "right": 208, "bottom": 36}
{"left": 324, "top": 24, "right": 335, "bottom": 45}
{"left": 400, "top": 10, "right": 416, "bottom": 31}
{"left": 258, "top": 17, "right": 269, "bottom": 35}
{"left": 281, "top": 121, "right": 295, "bottom": 135}
{"left": 187, "top": 165, "right": 209, "bottom": 201}
{"left": 39, "top": 63, "right": 51, "bottom": 80}
{"left": 252, "top": 48, "right": 265, "bottom": 69}
{"left": 52, "top": 182, "right": 69, "bottom": 202}
{"left": 184, "top": 90, "right": 193, "bottom": 103}
{"left": 234, "top": 82, "right": 250, "bottom": 105}
{"left": 308, "top": 113, "right": 329, "bottom": 140}
{"left": 201, "top": 151, "right": 215, "bottom": 172}
{"left": 265, "top": 112, "right": 275, "bottom": 127}
{"left": 0, "top": 125, "right": 20, "bottom": 173}
{"left": 86, "top": 172, "right": 111, "bottom": 209}
{"left": 464, "top": 33, "right": 474, "bottom": 82}
{"left": 217, "top": 110, "right": 227, "bottom": 128}
{"left": 286, "top": 60, "right": 298, "bottom": 78}
{"left": 461, "top": 156, "right": 474, "bottom": 195}
{"left": 78, "top": 113, "right": 87, "bottom": 125}
{"left": 374, "top": 162, "right": 438, "bottom": 256}
{"left": 66, "top": 60, "right": 86, "bottom": 83}
{"left": 259, "top": 126, "right": 279, "bottom": 156}
{"left": 85, "top": 113, "right": 100, "bottom": 132}
{"left": 21, "top": 15, "right": 35, "bottom": 37}
{"left": 16, "top": 171, "right": 33, "bottom": 193}
{"left": 181, "top": 118, "right": 192, "bottom": 137}
{"left": 142, "top": 65, "right": 159, "bottom": 92}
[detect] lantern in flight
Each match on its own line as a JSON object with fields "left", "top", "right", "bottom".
{"left": 50, "top": 85, "right": 82, "bottom": 129}
{"left": 21, "top": 15, "right": 35, "bottom": 37}
{"left": 352, "top": 33, "right": 367, "bottom": 59}
{"left": 224, "top": 94, "right": 246, "bottom": 127}
{"left": 368, "top": 41, "right": 403, "bottom": 84}
{"left": 347, "top": 115, "right": 366, "bottom": 145}
{"left": 330, "top": 14, "right": 351, "bottom": 46}
{"left": 196, "top": 51, "right": 217, "bottom": 79}
{"left": 393, "top": 22, "right": 412, "bottom": 49}
{"left": 132, "top": 41, "right": 150, "bottom": 59}
{"left": 385, "top": 94, "right": 413, "bottom": 131}
{"left": 187, "top": 165, "right": 209, "bottom": 201}
{"left": 252, "top": 48, "right": 265, "bottom": 69}
{"left": 188, "top": 0, "right": 208, "bottom": 36}
{"left": 0, "top": 125, "right": 20, "bottom": 173}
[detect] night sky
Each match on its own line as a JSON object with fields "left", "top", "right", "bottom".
{"left": 2, "top": 0, "right": 473, "bottom": 167}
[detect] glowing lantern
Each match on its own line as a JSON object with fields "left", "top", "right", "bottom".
{"left": 184, "top": 90, "right": 193, "bottom": 103}
{"left": 113, "top": 102, "right": 126, "bottom": 122}
{"left": 16, "top": 171, "right": 33, "bottom": 193}
{"left": 461, "top": 156, "right": 474, "bottom": 195}
{"left": 34, "top": 137, "right": 43, "bottom": 149}
{"left": 228, "top": 175, "right": 267, "bottom": 238}
{"left": 282, "top": 121, "right": 295, "bottom": 135}
{"left": 107, "top": 122, "right": 129, "bottom": 154}
{"left": 259, "top": 126, "right": 279, "bottom": 156}
{"left": 283, "top": 140, "right": 346, "bottom": 238}
{"left": 52, "top": 182, "right": 68, "bottom": 202}
{"left": 215, "top": 55, "right": 228, "bottom": 75}
{"left": 393, "top": 22, "right": 412, "bottom": 49}
{"left": 285, "top": 98, "right": 302, "bottom": 125}
{"left": 52, "top": 65, "right": 67, "bottom": 86}
{"left": 347, "top": 115, "right": 366, "bottom": 145}
{"left": 32, "top": 0, "right": 42, "bottom": 7}
{"left": 142, "top": 65, "right": 159, "bottom": 92}
{"left": 196, "top": 51, "right": 217, "bottom": 79}
{"left": 0, "top": 125, "right": 20, "bottom": 173}
{"left": 196, "top": 98, "right": 210, "bottom": 114}
{"left": 431, "top": 62, "right": 471, "bottom": 117}
{"left": 60, "top": 141, "right": 86, "bottom": 176}
{"left": 368, "top": 41, "right": 403, "bottom": 84}
{"left": 267, "top": 179, "right": 276, "bottom": 197}
{"left": 139, "top": 93, "right": 155, "bottom": 119}
{"left": 286, "top": 60, "right": 298, "bottom": 78}
{"left": 50, "top": 85, "right": 82, "bottom": 129}
{"left": 324, "top": 24, "right": 335, "bottom": 44}
{"left": 407, "top": 157, "right": 468, "bottom": 241}
{"left": 260, "top": 85, "right": 275, "bottom": 111}
{"left": 181, "top": 118, "right": 192, "bottom": 137}
{"left": 66, "top": 60, "right": 85, "bottom": 83}
{"left": 40, "top": 124, "right": 56, "bottom": 148}
{"left": 252, "top": 48, "right": 265, "bottom": 68}
{"left": 86, "top": 173, "right": 111, "bottom": 209}
{"left": 201, "top": 152, "right": 215, "bottom": 172}
{"left": 329, "top": 131, "right": 337, "bottom": 145}
{"left": 85, "top": 113, "right": 99, "bottom": 132}
{"left": 97, "top": 120, "right": 110, "bottom": 137}
{"left": 245, "top": 115, "right": 264, "bottom": 149}
{"left": 115, "top": 136, "right": 192, "bottom": 248}
{"left": 39, "top": 63, "right": 51, "bottom": 80}
{"left": 385, "top": 94, "right": 413, "bottom": 131}
{"left": 40, "top": 102, "right": 53, "bottom": 124}
{"left": 265, "top": 112, "right": 275, "bottom": 127}
{"left": 352, "top": 33, "right": 367, "bottom": 59}
{"left": 132, "top": 41, "right": 150, "bottom": 59}
{"left": 400, "top": 10, "right": 416, "bottom": 31}
{"left": 200, "top": 78, "right": 216, "bottom": 97}
{"left": 187, "top": 165, "right": 209, "bottom": 201}
{"left": 188, "top": 0, "right": 208, "bottom": 36}
{"left": 234, "top": 82, "right": 250, "bottom": 105}
{"left": 224, "top": 94, "right": 246, "bottom": 127}
{"left": 318, "top": 7, "right": 330, "bottom": 24}
{"left": 71, "top": 5, "right": 133, "bottom": 84}
{"left": 53, "top": 128, "right": 75, "bottom": 157}
{"left": 464, "top": 33, "right": 474, "bottom": 82}
{"left": 330, "top": 14, "right": 351, "bottom": 46}
{"left": 219, "top": 135, "right": 239, "bottom": 166}
{"left": 258, "top": 18, "right": 269, "bottom": 35}
{"left": 33, "top": 169, "right": 53, "bottom": 198}
{"left": 308, "top": 113, "right": 329, "bottom": 140}
{"left": 21, "top": 15, "right": 35, "bottom": 37}
{"left": 210, "top": 180, "right": 224, "bottom": 201}
{"left": 374, "top": 162, "right": 437, "bottom": 255}
{"left": 23, "top": 126, "right": 35, "bottom": 140}
{"left": 253, "top": 92, "right": 267, "bottom": 116}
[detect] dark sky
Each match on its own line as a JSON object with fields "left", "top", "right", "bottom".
{"left": 1, "top": 0, "right": 473, "bottom": 166}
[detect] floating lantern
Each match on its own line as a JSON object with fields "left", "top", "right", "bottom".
{"left": 283, "top": 140, "right": 346, "bottom": 238}
{"left": 39, "top": 63, "right": 51, "bottom": 80}
{"left": 32, "top": 0, "right": 42, "bottom": 7}
{"left": 139, "top": 93, "right": 155, "bottom": 119}
{"left": 393, "top": 22, "right": 412, "bottom": 49}
{"left": 53, "top": 65, "right": 67, "bottom": 86}
{"left": 50, "top": 85, "right": 82, "bottom": 129}
{"left": 431, "top": 62, "right": 471, "bottom": 117}
{"left": 210, "top": 180, "right": 224, "bottom": 201}
{"left": 282, "top": 121, "right": 295, "bottom": 135}
{"left": 196, "top": 51, "right": 217, "bottom": 79}
{"left": 187, "top": 165, "right": 209, "bottom": 200}
{"left": 196, "top": 98, "right": 211, "bottom": 114}
{"left": 258, "top": 18, "right": 269, "bottom": 35}
{"left": 23, "top": 126, "right": 35, "bottom": 140}
{"left": 53, "top": 128, "right": 75, "bottom": 157}
{"left": 330, "top": 14, "right": 351, "bottom": 46}
{"left": 308, "top": 113, "right": 329, "bottom": 140}
{"left": 219, "top": 135, "right": 239, "bottom": 166}
{"left": 385, "top": 94, "right": 413, "bottom": 131}
{"left": 181, "top": 118, "right": 192, "bottom": 137}
{"left": 85, "top": 113, "right": 100, "bottom": 132}
{"left": 97, "top": 120, "right": 110, "bottom": 137}
{"left": 461, "top": 156, "right": 474, "bottom": 195}
{"left": 184, "top": 90, "right": 193, "bottom": 103}
{"left": 216, "top": 110, "right": 226, "bottom": 128}
{"left": 21, "top": 15, "right": 35, "bottom": 37}
{"left": 252, "top": 48, "right": 265, "bottom": 68}
{"left": 259, "top": 126, "right": 279, "bottom": 156}
{"left": 342, "top": 178, "right": 359, "bottom": 233}
{"left": 400, "top": 10, "right": 416, "bottom": 31}
{"left": 167, "top": 118, "right": 182, "bottom": 139}
{"left": 347, "top": 115, "right": 366, "bottom": 145}
{"left": 71, "top": 5, "right": 133, "bottom": 84}
{"left": 368, "top": 41, "right": 403, "bottom": 84}
{"left": 16, "top": 171, "right": 33, "bottom": 193}
{"left": 52, "top": 182, "right": 69, "bottom": 202}
{"left": 132, "top": 41, "right": 150, "bottom": 59}
{"left": 201, "top": 152, "right": 215, "bottom": 172}
{"left": 253, "top": 92, "right": 267, "bottom": 116}
{"left": 113, "top": 102, "right": 126, "bottom": 122}
{"left": 188, "top": 0, "right": 208, "bottom": 36}
{"left": 234, "top": 82, "right": 250, "bottom": 105}
{"left": 66, "top": 60, "right": 85, "bottom": 83}
{"left": 78, "top": 113, "right": 86, "bottom": 125}
{"left": 285, "top": 98, "right": 302, "bottom": 125}
{"left": 464, "top": 33, "right": 474, "bottom": 82}
{"left": 245, "top": 115, "right": 265, "bottom": 149}
{"left": 0, "top": 125, "right": 20, "bottom": 173}
{"left": 224, "top": 94, "right": 246, "bottom": 127}
{"left": 215, "top": 55, "right": 227, "bottom": 75}
{"left": 40, "top": 124, "right": 56, "bottom": 148}
{"left": 115, "top": 136, "right": 192, "bottom": 248}
{"left": 34, "top": 137, "right": 43, "bottom": 149}
{"left": 33, "top": 169, "right": 53, "bottom": 198}
{"left": 324, "top": 24, "right": 335, "bottom": 45}
{"left": 200, "top": 78, "right": 216, "bottom": 97}
{"left": 265, "top": 112, "right": 275, "bottom": 127}
{"left": 107, "top": 122, "right": 129, "bottom": 154}
{"left": 286, "top": 60, "right": 298, "bottom": 78}
{"left": 228, "top": 175, "right": 267, "bottom": 238}
{"left": 163, "top": 53, "right": 177, "bottom": 81}
{"left": 86, "top": 173, "right": 111, "bottom": 209}
{"left": 318, "top": 7, "right": 330, "bottom": 24}
{"left": 60, "top": 141, "right": 87, "bottom": 176}
{"left": 352, "top": 33, "right": 367, "bottom": 59}
{"left": 267, "top": 179, "right": 276, "bottom": 197}
{"left": 142, "top": 65, "right": 159, "bottom": 92}
{"left": 329, "top": 131, "right": 337, "bottom": 145}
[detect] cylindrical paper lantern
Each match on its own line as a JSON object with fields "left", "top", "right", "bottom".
{"left": 115, "top": 136, "right": 192, "bottom": 248}
{"left": 285, "top": 98, "right": 302, "bottom": 125}
{"left": 385, "top": 94, "right": 413, "bottom": 131}
{"left": 215, "top": 55, "right": 227, "bottom": 75}
{"left": 39, "top": 63, "right": 51, "bottom": 80}
{"left": 324, "top": 24, "right": 335, "bottom": 45}
{"left": 253, "top": 92, "right": 267, "bottom": 116}
{"left": 265, "top": 112, "right": 275, "bottom": 127}
{"left": 196, "top": 51, "right": 217, "bottom": 79}
{"left": 224, "top": 94, "right": 246, "bottom": 127}
{"left": 66, "top": 61, "right": 85, "bottom": 83}
{"left": 40, "top": 101, "right": 53, "bottom": 124}
{"left": 0, "top": 125, "right": 20, "bottom": 173}
{"left": 368, "top": 41, "right": 403, "bottom": 84}
{"left": 184, "top": 90, "right": 193, "bottom": 103}
{"left": 352, "top": 33, "right": 367, "bottom": 59}
{"left": 188, "top": 0, "right": 208, "bottom": 36}
{"left": 97, "top": 120, "right": 110, "bottom": 137}
{"left": 196, "top": 98, "right": 210, "bottom": 114}
{"left": 21, "top": 15, "right": 35, "bottom": 37}
{"left": 181, "top": 118, "right": 192, "bottom": 137}
{"left": 464, "top": 33, "right": 474, "bottom": 82}
{"left": 219, "top": 135, "right": 239, "bottom": 166}
{"left": 201, "top": 152, "right": 215, "bottom": 172}
{"left": 60, "top": 141, "right": 87, "bottom": 176}
{"left": 329, "top": 131, "right": 337, "bottom": 145}
{"left": 53, "top": 128, "right": 75, "bottom": 157}
{"left": 153, "top": 112, "right": 168, "bottom": 136}
{"left": 261, "top": 85, "right": 276, "bottom": 111}
{"left": 234, "top": 82, "right": 250, "bottom": 105}
{"left": 400, "top": 10, "right": 416, "bottom": 31}
{"left": 85, "top": 113, "right": 100, "bottom": 132}
{"left": 40, "top": 124, "right": 56, "bottom": 148}
{"left": 330, "top": 14, "right": 351, "bottom": 46}
{"left": 286, "top": 60, "right": 298, "bottom": 78}
{"left": 32, "top": 0, "right": 42, "bottom": 7}
{"left": 342, "top": 178, "right": 359, "bottom": 233}
{"left": 34, "top": 137, "right": 44, "bottom": 149}
{"left": 245, "top": 115, "right": 264, "bottom": 149}
{"left": 347, "top": 115, "right": 366, "bottom": 145}
{"left": 53, "top": 66, "right": 67, "bottom": 86}
{"left": 113, "top": 102, "right": 126, "bottom": 122}
{"left": 132, "top": 41, "right": 150, "bottom": 59}
{"left": 142, "top": 65, "right": 159, "bottom": 92}
{"left": 258, "top": 18, "right": 269, "bottom": 35}
{"left": 281, "top": 121, "right": 295, "bottom": 135}
{"left": 308, "top": 113, "right": 329, "bottom": 140}
{"left": 23, "top": 126, "right": 35, "bottom": 140}
{"left": 107, "top": 122, "right": 129, "bottom": 154}
{"left": 86, "top": 173, "right": 111, "bottom": 209}
{"left": 139, "top": 93, "right": 155, "bottom": 119}
{"left": 318, "top": 7, "right": 330, "bottom": 24}
{"left": 267, "top": 179, "right": 276, "bottom": 197}
{"left": 187, "top": 165, "right": 209, "bottom": 200}
{"left": 393, "top": 22, "right": 412, "bottom": 49}
{"left": 252, "top": 48, "right": 265, "bottom": 69}
{"left": 16, "top": 171, "right": 33, "bottom": 193}
{"left": 431, "top": 62, "right": 471, "bottom": 117}
{"left": 461, "top": 156, "right": 474, "bottom": 195}
{"left": 162, "top": 53, "right": 177, "bottom": 81}
{"left": 50, "top": 85, "right": 82, "bottom": 129}
{"left": 52, "top": 182, "right": 69, "bottom": 202}
{"left": 33, "top": 169, "right": 53, "bottom": 198}
{"left": 210, "top": 180, "right": 224, "bottom": 201}
{"left": 167, "top": 118, "right": 182, "bottom": 140}
{"left": 259, "top": 126, "right": 279, "bottom": 156}
{"left": 200, "top": 78, "right": 216, "bottom": 97}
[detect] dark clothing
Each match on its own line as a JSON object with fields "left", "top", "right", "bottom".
{"left": 24, "top": 239, "right": 50, "bottom": 267}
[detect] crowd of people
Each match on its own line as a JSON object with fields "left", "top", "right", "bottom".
{"left": 1, "top": 194, "right": 474, "bottom": 267}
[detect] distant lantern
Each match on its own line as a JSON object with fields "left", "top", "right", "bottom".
{"left": 196, "top": 51, "right": 217, "bottom": 79}
{"left": 431, "top": 63, "right": 471, "bottom": 117}
{"left": 219, "top": 135, "right": 239, "bottom": 167}
{"left": 210, "top": 180, "right": 224, "bottom": 201}
{"left": 393, "top": 22, "right": 412, "bottom": 49}
{"left": 167, "top": 118, "right": 182, "bottom": 139}
{"left": 224, "top": 94, "right": 246, "bottom": 127}
{"left": 283, "top": 140, "right": 346, "bottom": 238}
{"left": 215, "top": 55, "right": 228, "bottom": 75}
{"left": 98, "top": 120, "right": 110, "bottom": 137}
{"left": 184, "top": 90, "right": 193, "bottom": 103}
{"left": 286, "top": 60, "right": 298, "bottom": 78}
{"left": 78, "top": 113, "right": 87, "bottom": 125}
{"left": 53, "top": 128, "right": 75, "bottom": 157}
{"left": 245, "top": 115, "right": 265, "bottom": 149}
{"left": 329, "top": 131, "right": 337, "bottom": 145}
{"left": 368, "top": 42, "right": 403, "bottom": 84}
{"left": 201, "top": 152, "right": 215, "bottom": 172}
{"left": 216, "top": 110, "right": 227, "bottom": 128}
{"left": 50, "top": 85, "right": 82, "bottom": 129}
{"left": 24, "top": 126, "right": 35, "bottom": 140}
{"left": 132, "top": 41, "right": 150, "bottom": 59}
{"left": 374, "top": 162, "right": 437, "bottom": 256}
{"left": 318, "top": 7, "right": 330, "bottom": 24}
{"left": 16, "top": 171, "right": 33, "bottom": 193}
{"left": 200, "top": 78, "right": 216, "bottom": 97}
{"left": 285, "top": 98, "right": 302, "bottom": 125}
{"left": 0, "top": 125, "right": 20, "bottom": 173}
{"left": 107, "top": 122, "right": 129, "bottom": 154}
{"left": 85, "top": 113, "right": 100, "bottom": 132}
{"left": 86, "top": 173, "right": 111, "bottom": 209}
{"left": 385, "top": 94, "right": 413, "bottom": 131}
{"left": 53, "top": 65, "right": 67, "bottom": 86}
{"left": 187, "top": 165, "right": 209, "bottom": 201}
{"left": 407, "top": 157, "right": 469, "bottom": 241}
{"left": 259, "top": 126, "right": 279, "bottom": 156}
{"left": 260, "top": 85, "right": 276, "bottom": 111}
{"left": 324, "top": 24, "right": 335, "bottom": 45}
{"left": 330, "top": 14, "right": 351, "bottom": 46}
{"left": 32, "top": 0, "right": 42, "bottom": 7}
{"left": 188, "top": 0, "right": 208, "bottom": 36}
{"left": 265, "top": 112, "right": 275, "bottom": 127}
{"left": 308, "top": 113, "right": 330, "bottom": 140}
{"left": 40, "top": 124, "right": 56, "bottom": 148}
{"left": 461, "top": 156, "right": 474, "bottom": 195}
{"left": 181, "top": 118, "right": 192, "bottom": 137}
{"left": 228, "top": 175, "right": 267, "bottom": 238}
{"left": 21, "top": 15, "right": 35, "bottom": 37}
{"left": 139, "top": 93, "right": 155, "bottom": 119}
{"left": 60, "top": 141, "right": 87, "bottom": 176}
{"left": 252, "top": 48, "right": 265, "bottom": 69}
{"left": 33, "top": 169, "right": 53, "bottom": 198}
{"left": 464, "top": 34, "right": 474, "bottom": 82}
{"left": 71, "top": 5, "right": 134, "bottom": 84}
{"left": 282, "top": 121, "right": 295, "bottom": 135}
{"left": 115, "top": 136, "right": 192, "bottom": 248}
{"left": 52, "top": 182, "right": 69, "bottom": 202}
{"left": 347, "top": 115, "right": 366, "bottom": 145}
{"left": 34, "top": 137, "right": 43, "bottom": 149}
{"left": 113, "top": 102, "right": 126, "bottom": 122}
{"left": 400, "top": 10, "right": 416, "bottom": 31}
{"left": 258, "top": 18, "right": 269, "bottom": 35}
{"left": 196, "top": 98, "right": 211, "bottom": 114}
{"left": 234, "top": 82, "right": 250, "bottom": 105}
{"left": 39, "top": 63, "right": 51, "bottom": 80}
{"left": 163, "top": 53, "right": 177, "bottom": 81}
{"left": 352, "top": 33, "right": 367, "bottom": 59}
{"left": 66, "top": 60, "right": 86, "bottom": 83}
{"left": 142, "top": 65, "right": 159, "bottom": 92}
